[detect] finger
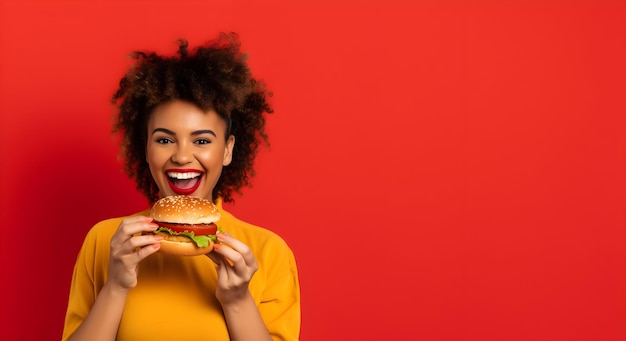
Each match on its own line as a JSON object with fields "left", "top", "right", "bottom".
{"left": 128, "top": 233, "right": 163, "bottom": 250}
{"left": 212, "top": 243, "right": 250, "bottom": 275}
{"left": 125, "top": 215, "right": 154, "bottom": 224}
{"left": 205, "top": 250, "right": 221, "bottom": 265}
{"left": 120, "top": 216, "right": 159, "bottom": 236}
{"left": 212, "top": 255, "right": 230, "bottom": 283}
{"left": 216, "top": 232, "right": 256, "bottom": 266}
{"left": 112, "top": 216, "right": 157, "bottom": 243}
{"left": 112, "top": 234, "right": 161, "bottom": 263}
{"left": 206, "top": 252, "right": 231, "bottom": 275}
{"left": 134, "top": 242, "right": 161, "bottom": 262}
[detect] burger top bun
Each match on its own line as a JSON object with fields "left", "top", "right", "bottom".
{"left": 151, "top": 195, "right": 220, "bottom": 224}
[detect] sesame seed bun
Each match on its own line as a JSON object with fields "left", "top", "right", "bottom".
{"left": 151, "top": 195, "right": 220, "bottom": 224}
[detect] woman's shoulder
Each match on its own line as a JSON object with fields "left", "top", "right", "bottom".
{"left": 219, "top": 209, "right": 293, "bottom": 252}
{"left": 219, "top": 209, "right": 299, "bottom": 283}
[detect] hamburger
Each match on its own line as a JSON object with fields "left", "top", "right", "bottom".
{"left": 149, "top": 195, "right": 220, "bottom": 256}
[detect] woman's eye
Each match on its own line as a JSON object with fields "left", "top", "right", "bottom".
{"left": 195, "top": 139, "right": 211, "bottom": 145}
{"left": 156, "top": 137, "right": 173, "bottom": 144}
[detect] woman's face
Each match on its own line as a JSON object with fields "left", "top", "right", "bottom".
{"left": 146, "top": 100, "right": 235, "bottom": 201}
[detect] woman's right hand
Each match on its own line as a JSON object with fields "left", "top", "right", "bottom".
{"left": 107, "top": 216, "right": 162, "bottom": 291}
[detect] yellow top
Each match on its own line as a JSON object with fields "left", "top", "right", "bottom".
{"left": 62, "top": 199, "right": 300, "bottom": 341}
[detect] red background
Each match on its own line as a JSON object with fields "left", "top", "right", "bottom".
{"left": 1, "top": 0, "right": 625, "bottom": 340}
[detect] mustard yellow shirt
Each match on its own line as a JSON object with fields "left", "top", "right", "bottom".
{"left": 62, "top": 199, "right": 300, "bottom": 340}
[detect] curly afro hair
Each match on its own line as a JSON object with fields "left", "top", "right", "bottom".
{"left": 111, "top": 32, "right": 272, "bottom": 205}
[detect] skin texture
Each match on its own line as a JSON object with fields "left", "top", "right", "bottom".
{"left": 68, "top": 101, "right": 271, "bottom": 341}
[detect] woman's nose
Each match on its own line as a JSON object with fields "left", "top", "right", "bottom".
{"left": 171, "top": 143, "right": 193, "bottom": 164}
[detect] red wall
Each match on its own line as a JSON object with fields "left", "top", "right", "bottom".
{"left": 1, "top": 1, "right": 625, "bottom": 340}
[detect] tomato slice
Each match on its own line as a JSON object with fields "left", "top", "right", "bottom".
{"left": 156, "top": 222, "right": 217, "bottom": 235}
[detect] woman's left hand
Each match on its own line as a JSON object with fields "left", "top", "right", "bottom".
{"left": 206, "top": 232, "right": 258, "bottom": 305}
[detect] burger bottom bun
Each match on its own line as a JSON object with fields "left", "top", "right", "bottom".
{"left": 158, "top": 238, "right": 214, "bottom": 256}
{"left": 141, "top": 231, "right": 215, "bottom": 256}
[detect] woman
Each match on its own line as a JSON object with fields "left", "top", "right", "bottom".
{"left": 62, "top": 33, "right": 300, "bottom": 341}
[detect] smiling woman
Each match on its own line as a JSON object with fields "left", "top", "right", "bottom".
{"left": 61, "top": 33, "right": 300, "bottom": 341}
{"left": 111, "top": 35, "right": 270, "bottom": 205}
{"left": 146, "top": 101, "right": 235, "bottom": 198}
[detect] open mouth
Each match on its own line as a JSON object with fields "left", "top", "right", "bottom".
{"left": 166, "top": 171, "right": 202, "bottom": 195}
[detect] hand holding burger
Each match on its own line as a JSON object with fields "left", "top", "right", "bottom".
{"left": 149, "top": 195, "right": 220, "bottom": 256}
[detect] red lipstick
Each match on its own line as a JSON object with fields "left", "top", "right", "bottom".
{"left": 165, "top": 169, "right": 203, "bottom": 195}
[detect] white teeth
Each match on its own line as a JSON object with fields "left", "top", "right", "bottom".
{"left": 167, "top": 172, "right": 201, "bottom": 180}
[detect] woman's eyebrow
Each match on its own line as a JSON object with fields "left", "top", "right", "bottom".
{"left": 151, "top": 128, "right": 216, "bottom": 137}
{"left": 192, "top": 129, "right": 217, "bottom": 137}
{"left": 152, "top": 128, "right": 175, "bottom": 135}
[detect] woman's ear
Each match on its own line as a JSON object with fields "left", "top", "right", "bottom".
{"left": 223, "top": 135, "right": 235, "bottom": 166}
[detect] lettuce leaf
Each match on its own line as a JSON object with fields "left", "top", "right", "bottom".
{"left": 155, "top": 226, "right": 220, "bottom": 248}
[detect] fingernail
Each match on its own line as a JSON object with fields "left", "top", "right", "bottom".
{"left": 154, "top": 235, "right": 163, "bottom": 241}
{"left": 217, "top": 233, "right": 226, "bottom": 241}
{"left": 213, "top": 243, "right": 221, "bottom": 250}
